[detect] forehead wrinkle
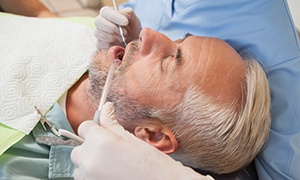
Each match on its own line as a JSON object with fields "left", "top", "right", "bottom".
{"left": 196, "top": 37, "right": 212, "bottom": 87}
{"left": 216, "top": 52, "right": 240, "bottom": 99}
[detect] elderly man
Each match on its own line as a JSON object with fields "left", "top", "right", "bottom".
{"left": 72, "top": 0, "right": 300, "bottom": 178}
{"left": 0, "top": 13, "right": 270, "bottom": 179}
{"left": 86, "top": 28, "right": 271, "bottom": 174}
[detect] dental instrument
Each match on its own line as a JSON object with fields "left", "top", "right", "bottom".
{"left": 34, "top": 59, "right": 120, "bottom": 143}
{"left": 112, "top": 0, "right": 127, "bottom": 46}
{"left": 35, "top": 106, "right": 84, "bottom": 143}
{"left": 35, "top": 106, "right": 60, "bottom": 136}
{"left": 93, "top": 59, "right": 120, "bottom": 125}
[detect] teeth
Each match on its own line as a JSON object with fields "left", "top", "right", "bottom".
{"left": 117, "top": 51, "right": 124, "bottom": 60}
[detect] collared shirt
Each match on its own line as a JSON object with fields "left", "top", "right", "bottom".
{"left": 120, "top": 0, "right": 300, "bottom": 179}
{"left": 0, "top": 103, "right": 76, "bottom": 179}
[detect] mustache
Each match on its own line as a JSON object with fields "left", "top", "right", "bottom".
{"left": 116, "top": 40, "right": 139, "bottom": 72}
{"left": 127, "top": 40, "right": 139, "bottom": 55}
{"left": 88, "top": 39, "right": 140, "bottom": 108}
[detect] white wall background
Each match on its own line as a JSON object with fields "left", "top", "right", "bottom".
{"left": 287, "top": 0, "right": 300, "bottom": 29}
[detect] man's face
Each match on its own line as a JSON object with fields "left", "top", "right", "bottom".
{"left": 89, "top": 28, "right": 245, "bottom": 121}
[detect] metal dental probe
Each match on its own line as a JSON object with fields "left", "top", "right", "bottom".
{"left": 92, "top": 0, "right": 125, "bottom": 124}
{"left": 93, "top": 59, "right": 120, "bottom": 124}
{"left": 112, "top": 0, "right": 127, "bottom": 46}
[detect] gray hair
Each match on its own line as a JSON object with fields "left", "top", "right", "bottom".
{"left": 112, "top": 57, "right": 271, "bottom": 174}
{"left": 151, "top": 59, "right": 271, "bottom": 174}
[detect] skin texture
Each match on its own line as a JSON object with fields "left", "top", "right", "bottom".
{"left": 109, "top": 28, "right": 245, "bottom": 109}
{"left": 67, "top": 28, "right": 246, "bottom": 154}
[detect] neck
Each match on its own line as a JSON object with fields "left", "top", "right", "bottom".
{"left": 66, "top": 73, "right": 97, "bottom": 134}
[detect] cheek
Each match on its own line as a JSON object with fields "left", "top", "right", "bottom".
{"left": 92, "top": 50, "right": 110, "bottom": 68}
{"left": 125, "top": 60, "right": 162, "bottom": 90}
{"left": 115, "top": 58, "right": 185, "bottom": 107}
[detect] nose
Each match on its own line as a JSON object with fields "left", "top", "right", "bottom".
{"left": 139, "top": 28, "right": 175, "bottom": 56}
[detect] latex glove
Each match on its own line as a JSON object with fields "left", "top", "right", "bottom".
{"left": 94, "top": 6, "right": 142, "bottom": 49}
{"left": 71, "top": 102, "right": 214, "bottom": 180}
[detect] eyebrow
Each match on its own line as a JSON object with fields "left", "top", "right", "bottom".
{"left": 183, "top": 32, "right": 193, "bottom": 40}
{"left": 175, "top": 33, "right": 192, "bottom": 67}
{"left": 175, "top": 48, "right": 182, "bottom": 67}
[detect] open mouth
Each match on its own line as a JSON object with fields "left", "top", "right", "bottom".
{"left": 110, "top": 46, "right": 125, "bottom": 62}
{"left": 116, "top": 50, "right": 124, "bottom": 61}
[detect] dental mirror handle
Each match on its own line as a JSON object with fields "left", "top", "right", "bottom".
{"left": 93, "top": 59, "right": 119, "bottom": 125}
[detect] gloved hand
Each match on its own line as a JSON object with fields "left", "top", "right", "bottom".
{"left": 71, "top": 102, "right": 214, "bottom": 180}
{"left": 94, "top": 6, "right": 142, "bottom": 49}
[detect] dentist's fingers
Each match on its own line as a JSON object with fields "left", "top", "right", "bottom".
{"left": 100, "top": 6, "right": 129, "bottom": 26}
{"left": 94, "top": 6, "right": 140, "bottom": 49}
{"left": 95, "top": 15, "right": 121, "bottom": 35}
{"left": 76, "top": 121, "right": 101, "bottom": 139}
{"left": 94, "top": 30, "right": 122, "bottom": 43}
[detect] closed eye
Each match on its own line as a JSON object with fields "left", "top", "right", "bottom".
{"left": 160, "top": 56, "right": 168, "bottom": 72}
{"left": 160, "top": 33, "right": 192, "bottom": 71}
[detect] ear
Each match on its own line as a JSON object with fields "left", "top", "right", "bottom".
{"left": 134, "top": 125, "right": 178, "bottom": 154}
